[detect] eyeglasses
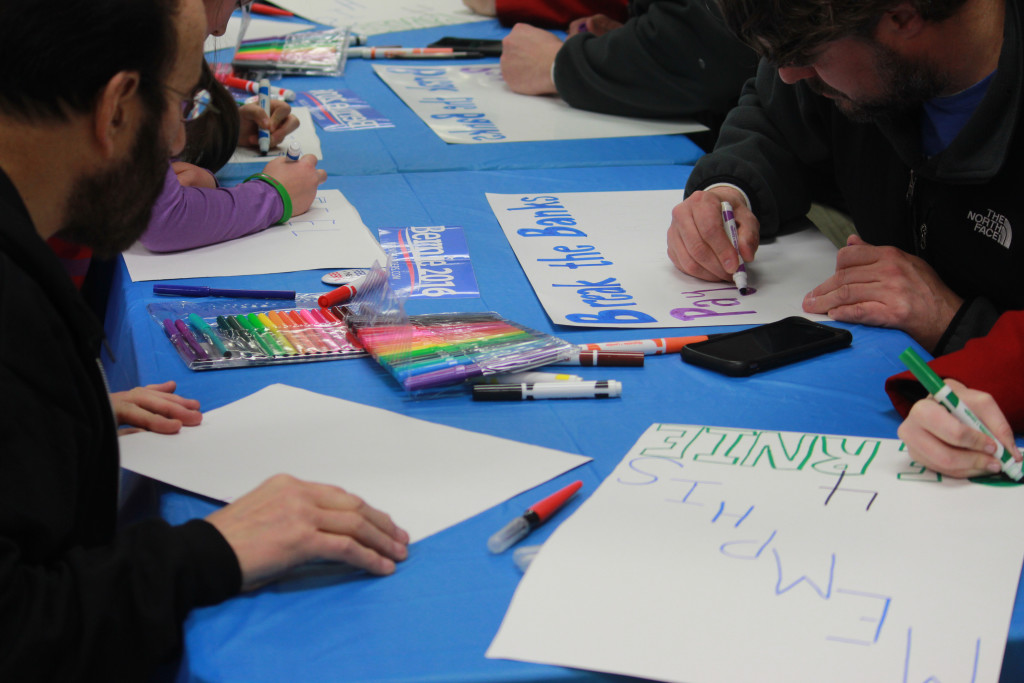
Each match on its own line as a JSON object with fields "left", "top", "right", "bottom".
{"left": 165, "top": 86, "right": 215, "bottom": 121}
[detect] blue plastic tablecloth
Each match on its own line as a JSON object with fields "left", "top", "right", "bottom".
{"left": 212, "top": 20, "right": 705, "bottom": 181}
{"left": 101, "top": 164, "right": 1024, "bottom": 683}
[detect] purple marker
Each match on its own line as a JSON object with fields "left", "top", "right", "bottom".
{"left": 404, "top": 364, "right": 483, "bottom": 391}
{"left": 175, "top": 318, "right": 211, "bottom": 361}
{"left": 162, "top": 318, "right": 198, "bottom": 364}
{"left": 153, "top": 284, "right": 296, "bottom": 299}
{"left": 721, "top": 201, "right": 749, "bottom": 295}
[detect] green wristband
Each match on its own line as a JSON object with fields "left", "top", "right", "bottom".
{"left": 244, "top": 172, "right": 293, "bottom": 224}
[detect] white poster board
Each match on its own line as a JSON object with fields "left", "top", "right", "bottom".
{"left": 123, "top": 189, "right": 384, "bottom": 281}
{"left": 120, "top": 384, "right": 591, "bottom": 543}
{"left": 487, "top": 189, "right": 837, "bottom": 328}
{"left": 489, "top": 423, "right": 1024, "bottom": 682}
{"left": 226, "top": 107, "right": 323, "bottom": 165}
{"left": 373, "top": 65, "right": 706, "bottom": 144}
{"left": 270, "top": 0, "right": 488, "bottom": 35}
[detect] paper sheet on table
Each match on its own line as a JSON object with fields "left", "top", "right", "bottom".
{"left": 227, "top": 107, "right": 323, "bottom": 165}
{"left": 488, "top": 423, "right": 1024, "bottom": 683}
{"left": 487, "top": 189, "right": 837, "bottom": 328}
{"left": 122, "top": 189, "right": 384, "bottom": 281}
{"left": 270, "top": 0, "right": 488, "bottom": 35}
{"left": 374, "top": 65, "right": 706, "bottom": 144}
{"left": 203, "top": 16, "right": 315, "bottom": 54}
{"left": 119, "top": 384, "right": 591, "bottom": 543}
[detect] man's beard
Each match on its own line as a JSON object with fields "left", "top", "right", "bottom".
{"left": 57, "top": 114, "right": 168, "bottom": 258}
{"left": 807, "top": 41, "right": 951, "bottom": 123}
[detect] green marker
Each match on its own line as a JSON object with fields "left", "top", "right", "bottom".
{"left": 235, "top": 314, "right": 275, "bottom": 357}
{"left": 247, "top": 313, "right": 287, "bottom": 356}
{"left": 899, "top": 347, "right": 1023, "bottom": 481}
{"left": 188, "top": 313, "right": 231, "bottom": 358}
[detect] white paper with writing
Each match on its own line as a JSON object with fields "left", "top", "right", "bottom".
{"left": 487, "top": 189, "right": 836, "bottom": 327}
{"left": 123, "top": 189, "right": 384, "bottom": 281}
{"left": 374, "top": 65, "right": 706, "bottom": 144}
{"left": 488, "top": 424, "right": 1024, "bottom": 682}
{"left": 270, "top": 0, "right": 488, "bottom": 35}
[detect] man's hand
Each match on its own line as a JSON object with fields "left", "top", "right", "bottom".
{"left": 260, "top": 155, "right": 327, "bottom": 217}
{"left": 898, "top": 380, "right": 1020, "bottom": 478}
{"left": 207, "top": 474, "right": 411, "bottom": 590}
{"left": 567, "top": 13, "right": 623, "bottom": 36}
{"left": 239, "top": 99, "right": 298, "bottom": 149}
{"left": 803, "top": 235, "right": 963, "bottom": 352}
{"left": 667, "top": 188, "right": 759, "bottom": 282}
{"left": 500, "top": 24, "right": 562, "bottom": 95}
{"left": 112, "top": 380, "right": 201, "bottom": 435}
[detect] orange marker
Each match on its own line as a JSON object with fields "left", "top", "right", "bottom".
{"left": 577, "top": 335, "right": 712, "bottom": 355}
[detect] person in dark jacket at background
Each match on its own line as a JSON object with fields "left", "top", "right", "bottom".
{"left": 499, "top": 0, "right": 758, "bottom": 148}
{"left": 670, "top": 0, "right": 1022, "bottom": 355}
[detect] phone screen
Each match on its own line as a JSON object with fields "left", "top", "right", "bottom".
{"left": 681, "top": 317, "right": 852, "bottom": 376}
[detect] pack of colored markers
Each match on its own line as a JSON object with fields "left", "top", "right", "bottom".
{"left": 232, "top": 28, "right": 352, "bottom": 77}
{"left": 147, "top": 294, "right": 366, "bottom": 371}
{"left": 342, "top": 266, "right": 576, "bottom": 394}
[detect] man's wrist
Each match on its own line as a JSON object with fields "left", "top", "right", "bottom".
{"left": 702, "top": 183, "right": 751, "bottom": 211}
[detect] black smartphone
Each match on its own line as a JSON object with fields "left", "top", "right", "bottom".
{"left": 680, "top": 317, "right": 852, "bottom": 377}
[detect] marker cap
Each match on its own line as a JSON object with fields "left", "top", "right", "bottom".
{"left": 529, "top": 480, "right": 582, "bottom": 522}
{"left": 487, "top": 516, "right": 530, "bottom": 554}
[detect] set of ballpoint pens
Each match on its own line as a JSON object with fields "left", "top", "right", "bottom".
{"left": 148, "top": 294, "right": 365, "bottom": 370}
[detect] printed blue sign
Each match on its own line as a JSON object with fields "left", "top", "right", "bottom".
{"left": 295, "top": 89, "right": 394, "bottom": 132}
{"left": 377, "top": 226, "right": 479, "bottom": 299}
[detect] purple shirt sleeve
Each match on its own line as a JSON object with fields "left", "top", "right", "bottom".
{"left": 139, "top": 164, "right": 284, "bottom": 253}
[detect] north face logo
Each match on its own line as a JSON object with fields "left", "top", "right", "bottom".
{"left": 967, "top": 208, "right": 1012, "bottom": 248}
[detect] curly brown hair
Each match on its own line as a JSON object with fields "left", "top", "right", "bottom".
{"left": 714, "top": 0, "right": 969, "bottom": 64}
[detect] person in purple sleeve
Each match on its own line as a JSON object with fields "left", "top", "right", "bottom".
{"left": 140, "top": 0, "right": 327, "bottom": 253}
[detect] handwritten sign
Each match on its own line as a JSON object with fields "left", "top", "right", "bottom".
{"left": 488, "top": 424, "right": 1024, "bottom": 682}
{"left": 487, "top": 189, "right": 838, "bottom": 328}
{"left": 269, "top": 0, "right": 488, "bottom": 36}
{"left": 373, "top": 65, "right": 707, "bottom": 144}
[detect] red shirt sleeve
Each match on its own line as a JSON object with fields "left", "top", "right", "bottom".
{"left": 495, "top": 0, "right": 629, "bottom": 27}
{"left": 885, "top": 311, "right": 1024, "bottom": 430}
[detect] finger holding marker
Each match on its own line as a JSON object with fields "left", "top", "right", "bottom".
{"left": 898, "top": 391, "right": 1016, "bottom": 478}
{"left": 668, "top": 189, "right": 758, "bottom": 282}
{"left": 239, "top": 99, "right": 298, "bottom": 149}
{"left": 899, "top": 349, "right": 1023, "bottom": 480}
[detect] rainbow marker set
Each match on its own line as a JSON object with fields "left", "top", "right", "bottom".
{"left": 350, "top": 312, "right": 576, "bottom": 393}
{"left": 149, "top": 296, "right": 365, "bottom": 370}
{"left": 232, "top": 28, "right": 351, "bottom": 76}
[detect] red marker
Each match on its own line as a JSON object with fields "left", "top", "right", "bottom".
{"left": 251, "top": 3, "right": 294, "bottom": 16}
{"left": 318, "top": 274, "right": 368, "bottom": 308}
{"left": 214, "top": 74, "right": 296, "bottom": 102}
{"left": 487, "top": 480, "right": 583, "bottom": 553}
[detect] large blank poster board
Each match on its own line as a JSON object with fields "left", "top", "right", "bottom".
{"left": 488, "top": 424, "right": 1024, "bottom": 682}
{"left": 487, "top": 190, "right": 837, "bottom": 328}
